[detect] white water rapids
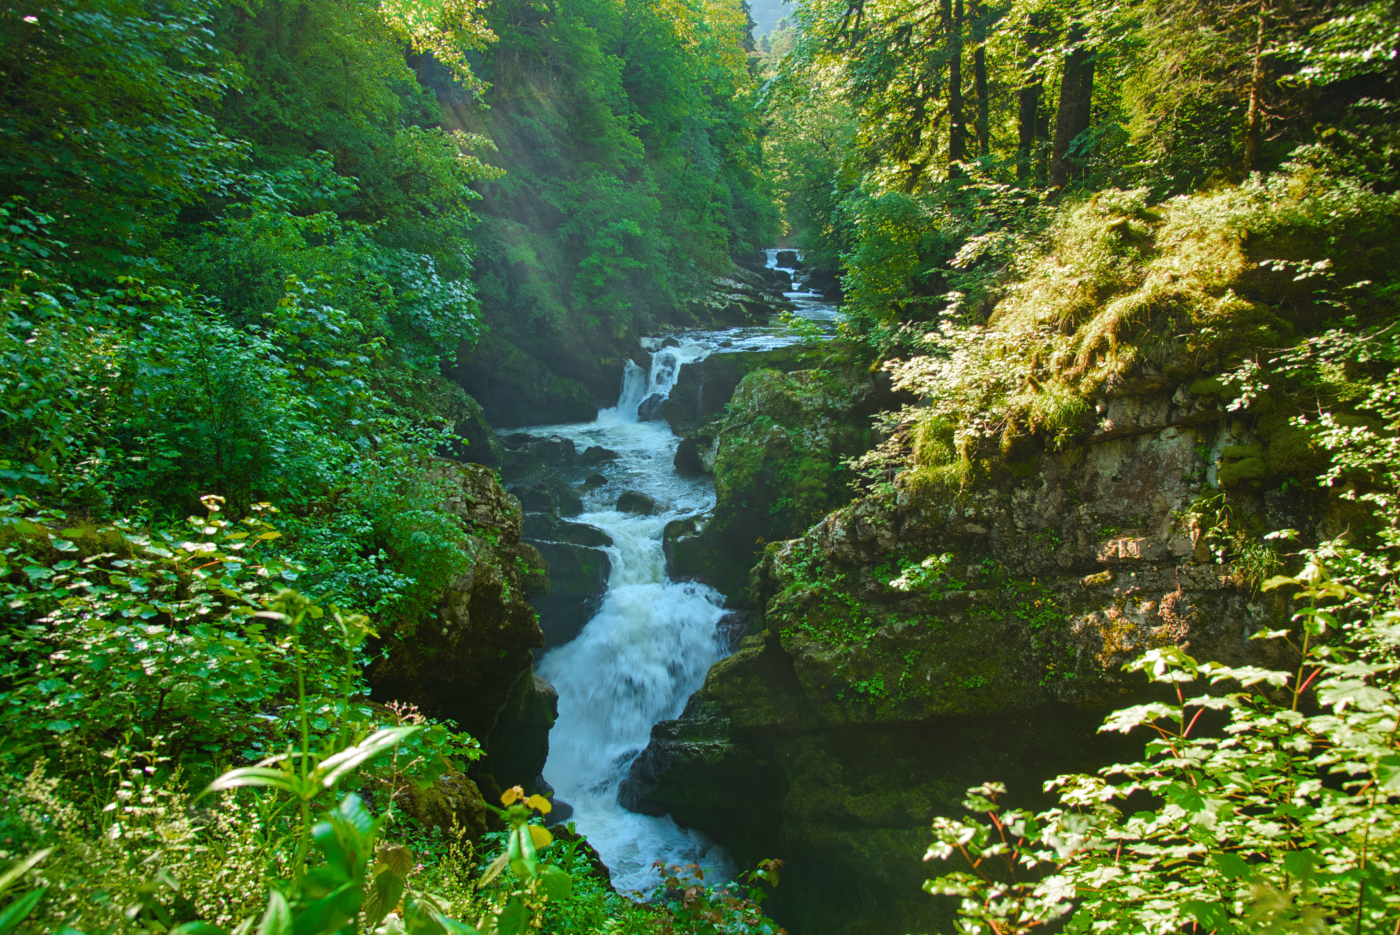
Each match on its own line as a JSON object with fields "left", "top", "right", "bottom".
{"left": 514, "top": 257, "right": 838, "bottom": 896}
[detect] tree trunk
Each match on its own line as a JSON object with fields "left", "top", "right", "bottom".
{"left": 1017, "top": 17, "right": 1043, "bottom": 182}
{"left": 948, "top": 0, "right": 967, "bottom": 171}
{"left": 973, "top": 1, "right": 990, "bottom": 157}
{"left": 1048, "top": 28, "right": 1093, "bottom": 189}
{"left": 1243, "top": 0, "right": 1267, "bottom": 173}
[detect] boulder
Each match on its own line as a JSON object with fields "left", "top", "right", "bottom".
{"left": 616, "top": 490, "right": 657, "bottom": 515}
{"left": 583, "top": 473, "right": 608, "bottom": 490}
{"left": 393, "top": 767, "right": 489, "bottom": 841}
{"left": 511, "top": 474, "right": 584, "bottom": 517}
{"left": 801, "top": 267, "right": 842, "bottom": 300}
{"left": 674, "top": 433, "right": 718, "bottom": 476}
{"left": 522, "top": 513, "right": 612, "bottom": 548}
{"left": 637, "top": 393, "right": 667, "bottom": 422}
{"left": 483, "top": 670, "right": 559, "bottom": 794}
{"left": 502, "top": 435, "right": 578, "bottom": 481}
{"left": 527, "top": 540, "right": 611, "bottom": 647}
{"left": 580, "top": 445, "right": 620, "bottom": 465}
{"left": 658, "top": 344, "right": 828, "bottom": 437}
{"left": 775, "top": 250, "right": 799, "bottom": 268}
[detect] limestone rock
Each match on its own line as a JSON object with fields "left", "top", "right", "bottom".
{"left": 626, "top": 380, "right": 1357, "bottom": 935}
{"left": 670, "top": 366, "right": 876, "bottom": 604}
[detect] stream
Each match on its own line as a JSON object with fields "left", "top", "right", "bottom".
{"left": 510, "top": 253, "right": 838, "bottom": 895}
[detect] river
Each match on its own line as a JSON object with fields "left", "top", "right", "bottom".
{"left": 508, "top": 252, "right": 837, "bottom": 895}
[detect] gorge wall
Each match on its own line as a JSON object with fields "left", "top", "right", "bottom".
{"left": 624, "top": 374, "right": 1354, "bottom": 935}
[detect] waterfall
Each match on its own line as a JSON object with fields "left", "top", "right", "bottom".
{"left": 515, "top": 318, "right": 830, "bottom": 895}
{"left": 605, "top": 343, "right": 710, "bottom": 423}
{"left": 528, "top": 343, "right": 735, "bottom": 896}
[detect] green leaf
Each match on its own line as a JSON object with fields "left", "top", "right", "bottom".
{"left": 50, "top": 539, "right": 79, "bottom": 552}
{"left": 0, "top": 888, "right": 46, "bottom": 935}
{"left": 256, "top": 891, "right": 291, "bottom": 935}
{"left": 434, "top": 915, "right": 480, "bottom": 935}
{"left": 197, "top": 767, "right": 304, "bottom": 800}
{"left": 1211, "top": 852, "right": 1253, "bottom": 880}
{"left": 318, "top": 727, "right": 421, "bottom": 786}
{"left": 1183, "top": 899, "right": 1235, "bottom": 933}
{"left": 171, "top": 924, "right": 227, "bottom": 935}
{"left": 1282, "top": 850, "right": 1317, "bottom": 882}
{"left": 364, "top": 872, "right": 405, "bottom": 930}
{"left": 495, "top": 898, "right": 528, "bottom": 935}
{"left": 377, "top": 845, "right": 415, "bottom": 878}
{"left": 403, "top": 895, "right": 447, "bottom": 935}
{"left": 291, "top": 881, "right": 360, "bottom": 935}
{"left": 0, "top": 849, "right": 52, "bottom": 897}
{"left": 536, "top": 864, "right": 572, "bottom": 901}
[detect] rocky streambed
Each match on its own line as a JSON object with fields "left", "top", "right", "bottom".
{"left": 488, "top": 258, "right": 847, "bottom": 895}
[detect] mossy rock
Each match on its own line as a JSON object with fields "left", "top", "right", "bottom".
{"left": 670, "top": 367, "right": 873, "bottom": 603}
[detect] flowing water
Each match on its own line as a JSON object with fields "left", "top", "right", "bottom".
{"left": 513, "top": 256, "right": 837, "bottom": 896}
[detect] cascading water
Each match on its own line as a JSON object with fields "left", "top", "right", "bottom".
{"left": 514, "top": 288, "right": 841, "bottom": 896}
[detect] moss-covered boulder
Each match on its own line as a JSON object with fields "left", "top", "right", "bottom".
{"left": 368, "top": 461, "right": 550, "bottom": 780}
{"left": 659, "top": 344, "right": 828, "bottom": 436}
{"left": 393, "top": 766, "right": 490, "bottom": 841}
{"left": 671, "top": 367, "right": 875, "bottom": 604}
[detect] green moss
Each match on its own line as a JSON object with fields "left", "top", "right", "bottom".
{"left": 1189, "top": 377, "right": 1228, "bottom": 395}
{"left": 1217, "top": 456, "right": 1267, "bottom": 485}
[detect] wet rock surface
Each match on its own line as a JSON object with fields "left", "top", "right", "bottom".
{"left": 529, "top": 540, "right": 611, "bottom": 648}
{"left": 657, "top": 344, "right": 827, "bottom": 436}
{"left": 616, "top": 490, "right": 657, "bottom": 515}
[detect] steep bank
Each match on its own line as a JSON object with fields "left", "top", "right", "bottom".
{"left": 624, "top": 391, "right": 1342, "bottom": 934}
{"left": 620, "top": 180, "right": 1396, "bottom": 935}
{"left": 367, "top": 460, "right": 557, "bottom": 805}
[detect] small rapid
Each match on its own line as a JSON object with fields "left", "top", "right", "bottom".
{"left": 517, "top": 256, "right": 838, "bottom": 896}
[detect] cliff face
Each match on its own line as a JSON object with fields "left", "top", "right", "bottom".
{"left": 624, "top": 379, "right": 1359, "bottom": 935}
{"left": 367, "top": 460, "right": 557, "bottom": 797}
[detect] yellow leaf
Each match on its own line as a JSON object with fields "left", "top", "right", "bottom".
{"left": 528, "top": 825, "right": 553, "bottom": 849}
{"left": 257, "top": 531, "right": 282, "bottom": 541}
{"left": 525, "top": 794, "right": 552, "bottom": 814}
{"left": 500, "top": 785, "right": 524, "bottom": 806}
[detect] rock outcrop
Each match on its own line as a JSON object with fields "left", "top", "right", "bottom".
{"left": 658, "top": 344, "right": 827, "bottom": 437}
{"left": 367, "top": 460, "right": 554, "bottom": 795}
{"left": 624, "top": 379, "right": 1357, "bottom": 935}
{"left": 669, "top": 364, "right": 879, "bottom": 603}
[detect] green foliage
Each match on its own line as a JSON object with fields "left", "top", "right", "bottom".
{"left": 925, "top": 543, "right": 1400, "bottom": 934}
{"left": 462, "top": 0, "right": 777, "bottom": 361}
